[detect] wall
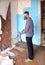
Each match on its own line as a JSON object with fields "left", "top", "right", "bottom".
{"left": 17, "top": 0, "right": 41, "bottom": 45}
{"left": 0, "top": 0, "right": 9, "bottom": 20}
{"left": 11, "top": 0, "right": 18, "bottom": 45}
{"left": 1, "top": 2, "right": 11, "bottom": 48}
{"left": 0, "top": 0, "right": 18, "bottom": 45}
{"left": 0, "top": 0, "right": 11, "bottom": 48}
{"left": 0, "top": 0, "right": 41, "bottom": 45}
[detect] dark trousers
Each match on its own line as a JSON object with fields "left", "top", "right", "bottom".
{"left": 26, "top": 37, "right": 33, "bottom": 59}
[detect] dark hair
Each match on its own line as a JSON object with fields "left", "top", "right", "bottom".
{"left": 24, "top": 11, "right": 29, "bottom": 15}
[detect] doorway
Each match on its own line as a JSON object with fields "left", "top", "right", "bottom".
{"left": 41, "top": 0, "right": 45, "bottom": 46}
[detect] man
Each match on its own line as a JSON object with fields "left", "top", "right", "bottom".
{"left": 19, "top": 11, "right": 34, "bottom": 62}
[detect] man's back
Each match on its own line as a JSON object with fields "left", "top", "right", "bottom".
{"left": 26, "top": 17, "right": 34, "bottom": 37}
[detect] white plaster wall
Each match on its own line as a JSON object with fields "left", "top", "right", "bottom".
{"left": 17, "top": 0, "right": 31, "bottom": 14}
{"left": 11, "top": 0, "right": 18, "bottom": 45}
{"left": 38, "top": 0, "right": 42, "bottom": 45}
{"left": 0, "top": 0, "right": 10, "bottom": 20}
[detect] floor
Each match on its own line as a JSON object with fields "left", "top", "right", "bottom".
{"left": 14, "top": 45, "right": 45, "bottom": 65}
{"left": 0, "top": 44, "right": 45, "bottom": 65}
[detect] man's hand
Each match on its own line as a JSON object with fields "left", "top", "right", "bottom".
{"left": 18, "top": 32, "right": 21, "bottom": 36}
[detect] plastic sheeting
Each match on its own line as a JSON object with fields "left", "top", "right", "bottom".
{"left": 0, "top": 56, "right": 13, "bottom": 65}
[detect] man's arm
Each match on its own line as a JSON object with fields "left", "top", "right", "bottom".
{"left": 20, "top": 21, "right": 30, "bottom": 35}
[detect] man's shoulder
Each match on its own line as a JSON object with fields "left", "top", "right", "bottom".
{"left": 29, "top": 17, "right": 33, "bottom": 21}
{"left": 27, "top": 17, "right": 33, "bottom": 22}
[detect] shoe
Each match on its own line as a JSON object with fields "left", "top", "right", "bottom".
{"left": 25, "top": 58, "right": 32, "bottom": 62}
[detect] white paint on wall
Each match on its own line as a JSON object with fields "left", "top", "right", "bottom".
{"left": 0, "top": 1, "right": 10, "bottom": 20}
{"left": 38, "top": 0, "right": 41, "bottom": 45}
{"left": 17, "top": 0, "right": 31, "bottom": 14}
{"left": 11, "top": 0, "right": 18, "bottom": 45}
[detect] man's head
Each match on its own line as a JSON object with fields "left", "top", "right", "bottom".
{"left": 24, "top": 11, "right": 29, "bottom": 20}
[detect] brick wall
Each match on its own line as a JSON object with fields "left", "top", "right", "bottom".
{"left": 2, "top": 3, "right": 11, "bottom": 48}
